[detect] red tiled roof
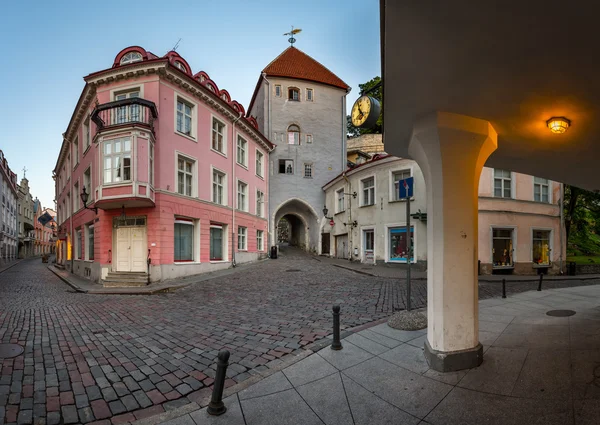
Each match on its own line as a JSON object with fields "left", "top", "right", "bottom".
{"left": 263, "top": 47, "right": 349, "bottom": 90}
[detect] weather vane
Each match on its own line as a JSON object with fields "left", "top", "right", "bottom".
{"left": 22, "top": 166, "right": 27, "bottom": 178}
{"left": 283, "top": 26, "right": 302, "bottom": 46}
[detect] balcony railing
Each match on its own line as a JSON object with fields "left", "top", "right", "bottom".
{"left": 91, "top": 98, "right": 158, "bottom": 134}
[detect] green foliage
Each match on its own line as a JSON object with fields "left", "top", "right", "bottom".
{"left": 347, "top": 76, "right": 382, "bottom": 137}
{"left": 565, "top": 185, "right": 600, "bottom": 256}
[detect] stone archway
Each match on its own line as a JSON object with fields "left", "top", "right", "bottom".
{"left": 272, "top": 198, "right": 320, "bottom": 253}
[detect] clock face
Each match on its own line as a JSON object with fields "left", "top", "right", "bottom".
{"left": 351, "top": 96, "right": 371, "bottom": 127}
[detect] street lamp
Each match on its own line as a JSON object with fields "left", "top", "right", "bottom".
{"left": 323, "top": 206, "right": 333, "bottom": 220}
{"left": 80, "top": 187, "right": 98, "bottom": 214}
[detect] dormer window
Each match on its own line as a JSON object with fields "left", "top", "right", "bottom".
{"left": 120, "top": 52, "right": 143, "bottom": 65}
{"left": 288, "top": 87, "right": 300, "bottom": 101}
{"left": 175, "top": 61, "right": 186, "bottom": 72}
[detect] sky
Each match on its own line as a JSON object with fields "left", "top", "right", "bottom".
{"left": 0, "top": 0, "right": 380, "bottom": 210}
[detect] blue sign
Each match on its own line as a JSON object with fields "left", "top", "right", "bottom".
{"left": 398, "top": 177, "right": 414, "bottom": 199}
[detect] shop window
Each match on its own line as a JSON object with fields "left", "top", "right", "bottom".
{"left": 174, "top": 219, "right": 194, "bottom": 262}
{"left": 389, "top": 227, "right": 414, "bottom": 262}
{"left": 210, "top": 225, "right": 224, "bottom": 261}
{"left": 533, "top": 230, "right": 551, "bottom": 266}
{"left": 492, "top": 228, "right": 514, "bottom": 268}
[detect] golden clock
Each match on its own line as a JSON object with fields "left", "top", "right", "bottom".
{"left": 351, "top": 95, "right": 381, "bottom": 129}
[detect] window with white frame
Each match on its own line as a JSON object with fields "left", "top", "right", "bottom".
{"left": 306, "top": 88, "right": 314, "bottom": 101}
{"left": 275, "top": 85, "right": 281, "bottom": 97}
{"left": 492, "top": 228, "right": 514, "bottom": 268}
{"left": 336, "top": 188, "right": 345, "bottom": 213}
{"left": 288, "top": 87, "right": 300, "bottom": 101}
{"left": 114, "top": 90, "right": 140, "bottom": 124}
{"left": 287, "top": 125, "right": 300, "bottom": 145}
{"left": 256, "top": 151, "right": 264, "bottom": 177}
{"left": 532, "top": 229, "right": 551, "bottom": 265}
{"left": 85, "top": 223, "right": 94, "bottom": 260}
{"left": 73, "top": 182, "right": 79, "bottom": 212}
{"left": 120, "top": 51, "right": 142, "bottom": 65}
{"left": 212, "top": 118, "right": 225, "bottom": 153}
{"left": 304, "top": 163, "right": 313, "bottom": 178}
{"left": 212, "top": 170, "right": 226, "bottom": 205}
{"left": 174, "top": 219, "right": 194, "bottom": 262}
{"left": 83, "top": 167, "right": 92, "bottom": 202}
{"left": 392, "top": 169, "right": 411, "bottom": 201}
{"left": 257, "top": 230, "right": 264, "bottom": 251}
{"left": 174, "top": 61, "right": 187, "bottom": 72}
{"left": 176, "top": 98, "right": 194, "bottom": 137}
{"left": 237, "top": 136, "right": 247, "bottom": 167}
{"left": 279, "top": 159, "right": 293, "bottom": 174}
{"left": 103, "top": 138, "right": 131, "bottom": 184}
{"left": 84, "top": 116, "right": 91, "bottom": 151}
{"left": 210, "top": 224, "right": 224, "bottom": 261}
{"left": 238, "top": 226, "right": 247, "bottom": 250}
{"left": 149, "top": 143, "right": 154, "bottom": 186}
{"left": 73, "top": 136, "right": 79, "bottom": 166}
{"left": 306, "top": 134, "right": 313, "bottom": 144}
{"left": 534, "top": 177, "right": 550, "bottom": 203}
{"left": 361, "top": 177, "right": 375, "bottom": 206}
{"left": 256, "top": 190, "right": 264, "bottom": 217}
{"left": 494, "top": 169, "right": 512, "bottom": 198}
{"left": 177, "top": 155, "right": 195, "bottom": 196}
{"left": 75, "top": 229, "right": 82, "bottom": 260}
{"left": 237, "top": 181, "right": 248, "bottom": 211}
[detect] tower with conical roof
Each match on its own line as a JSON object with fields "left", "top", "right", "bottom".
{"left": 248, "top": 47, "right": 350, "bottom": 253}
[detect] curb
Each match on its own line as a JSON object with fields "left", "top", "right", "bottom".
{"left": 0, "top": 259, "right": 23, "bottom": 275}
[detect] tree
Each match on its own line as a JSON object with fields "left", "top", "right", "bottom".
{"left": 564, "top": 185, "right": 600, "bottom": 255}
{"left": 347, "top": 76, "right": 382, "bottom": 138}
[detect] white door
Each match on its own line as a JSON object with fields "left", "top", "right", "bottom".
{"left": 115, "top": 226, "right": 147, "bottom": 272}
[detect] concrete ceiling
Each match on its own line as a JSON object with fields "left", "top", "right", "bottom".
{"left": 381, "top": 0, "right": 600, "bottom": 191}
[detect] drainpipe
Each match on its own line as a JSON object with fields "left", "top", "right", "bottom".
{"left": 231, "top": 111, "right": 243, "bottom": 267}
{"left": 559, "top": 183, "right": 564, "bottom": 274}
{"left": 343, "top": 172, "right": 353, "bottom": 261}
{"left": 69, "top": 140, "right": 74, "bottom": 274}
{"left": 261, "top": 72, "right": 273, "bottom": 249}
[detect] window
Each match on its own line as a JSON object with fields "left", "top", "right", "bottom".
{"left": 279, "top": 160, "right": 294, "bottom": 174}
{"left": 288, "top": 87, "right": 300, "bottom": 101}
{"left": 149, "top": 143, "right": 154, "bottom": 186}
{"left": 238, "top": 226, "right": 247, "bottom": 250}
{"left": 389, "top": 227, "right": 414, "bottom": 262}
{"left": 177, "top": 156, "right": 194, "bottom": 196}
{"left": 114, "top": 90, "right": 140, "bottom": 124}
{"left": 492, "top": 228, "right": 514, "bottom": 268}
{"left": 534, "top": 177, "right": 550, "bottom": 203}
{"left": 256, "top": 190, "right": 264, "bottom": 217}
{"left": 257, "top": 230, "right": 264, "bottom": 251}
{"left": 175, "top": 61, "right": 186, "bottom": 72}
{"left": 304, "top": 163, "right": 313, "bottom": 178}
{"left": 210, "top": 225, "right": 224, "bottom": 261}
{"left": 83, "top": 167, "right": 92, "bottom": 202}
{"left": 75, "top": 229, "right": 82, "bottom": 260}
{"left": 73, "top": 137, "right": 79, "bottom": 166}
{"left": 287, "top": 125, "right": 300, "bottom": 145}
{"left": 73, "top": 182, "right": 79, "bottom": 212}
{"left": 306, "top": 134, "right": 313, "bottom": 144}
{"left": 84, "top": 117, "right": 91, "bottom": 151}
{"left": 337, "top": 189, "right": 345, "bottom": 213}
{"left": 86, "top": 224, "right": 94, "bottom": 261}
{"left": 237, "top": 181, "right": 248, "bottom": 211}
{"left": 212, "top": 170, "right": 225, "bottom": 205}
{"left": 103, "top": 138, "right": 132, "bottom": 184}
{"left": 362, "top": 177, "right": 375, "bottom": 206}
{"left": 212, "top": 118, "right": 225, "bottom": 153}
{"left": 306, "top": 88, "right": 314, "bottom": 101}
{"left": 532, "top": 230, "right": 551, "bottom": 266}
{"left": 174, "top": 219, "right": 194, "bottom": 262}
{"left": 120, "top": 51, "right": 142, "bottom": 65}
{"left": 176, "top": 98, "right": 193, "bottom": 137}
{"left": 237, "top": 136, "right": 247, "bottom": 167}
{"left": 364, "top": 230, "right": 374, "bottom": 251}
{"left": 256, "top": 151, "right": 264, "bottom": 178}
{"left": 275, "top": 85, "right": 281, "bottom": 97}
{"left": 392, "top": 170, "right": 412, "bottom": 201}
{"left": 494, "top": 169, "right": 512, "bottom": 198}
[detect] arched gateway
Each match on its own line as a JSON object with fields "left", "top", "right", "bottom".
{"left": 271, "top": 198, "right": 320, "bottom": 253}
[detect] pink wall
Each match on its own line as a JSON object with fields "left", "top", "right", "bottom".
{"left": 479, "top": 166, "right": 561, "bottom": 203}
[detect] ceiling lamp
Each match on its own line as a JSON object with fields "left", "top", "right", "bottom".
{"left": 546, "top": 117, "right": 570, "bottom": 134}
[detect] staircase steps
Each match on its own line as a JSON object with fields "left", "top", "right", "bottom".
{"left": 103, "top": 271, "right": 148, "bottom": 287}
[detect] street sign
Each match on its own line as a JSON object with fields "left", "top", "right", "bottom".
{"left": 398, "top": 177, "right": 414, "bottom": 199}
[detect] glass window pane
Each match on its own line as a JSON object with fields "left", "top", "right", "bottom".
{"left": 186, "top": 175, "right": 192, "bottom": 196}
{"left": 174, "top": 223, "right": 193, "bottom": 261}
{"left": 104, "top": 143, "right": 112, "bottom": 155}
{"left": 177, "top": 102, "right": 183, "bottom": 111}
{"left": 504, "top": 187, "right": 511, "bottom": 198}
{"left": 124, "top": 139, "right": 131, "bottom": 151}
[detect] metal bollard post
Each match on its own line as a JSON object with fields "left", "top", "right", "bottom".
{"left": 331, "top": 305, "right": 343, "bottom": 351}
{"left": 502, "top": 278, "right": 506, "bottom": 298}
{"left": 207, "top": 350, "right": 230, "bottom": 416}
{"left": 538, "top": 273, "right": 543, "bottom": 291}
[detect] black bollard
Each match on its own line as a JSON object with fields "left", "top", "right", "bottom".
{"left": 538, "top": 273, "right": 543, "bottom": 291}
{"left": 502, "top": 278, "right": 506, "bottom": 299}
{"left": 331, "top": 305, "right": 343, "bottom": 350}
{"left": 207, "top": 350, "right": 230, "bottom": 416}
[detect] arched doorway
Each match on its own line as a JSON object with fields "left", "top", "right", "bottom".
{"left": 272, "top": 198, "right": 320, "bottom": 253}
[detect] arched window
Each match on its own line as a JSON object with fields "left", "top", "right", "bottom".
{"left": 175, "top": 61, "right": 187, "bottom": 72}
{"left": 120, "top": 52, "right": 143, "bottom": 65}
{"left": 288, "top": 87, "right": 300, "bottom": 101}
{"left": 287, "top": 124, "right": 300, "bottom": 145}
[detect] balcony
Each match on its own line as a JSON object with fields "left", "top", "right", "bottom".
{"left": 91, "top": 98, "right": 158, "bottom": 135}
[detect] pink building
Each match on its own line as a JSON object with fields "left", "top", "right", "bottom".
{"left": 33, "top": 202, "right": 56, "bottom": 256}
{"left": 54, "top": 46, "right": 273, "bottom": 285}
{"left": 478, "top": 167, "right": 565, "bottom": 275}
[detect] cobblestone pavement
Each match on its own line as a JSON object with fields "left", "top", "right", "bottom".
{"left": 1, "top": 248, "right": 599, "bottom": 424}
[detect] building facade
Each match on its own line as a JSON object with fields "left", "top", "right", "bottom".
{"left": 17, "top": 177, "right": 35, "bottom": 258}
{"left": 55, "top": 46, "right": 272, "bottom": 285}
{"left": 324, "top": 151, "right": 565, "bottom": 275}
{"left": 0, "top": 150, "right": 18, "bottom": 264}
{"left": 248, "top": 47, "right": 349, "bottom": 253}
{"left": 34, "top": 203, "right": 56, "bottom": 255}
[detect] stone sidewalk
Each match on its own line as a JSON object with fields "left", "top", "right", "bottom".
{"left": 153, "top": 284, "right": 600, "bottom": 425}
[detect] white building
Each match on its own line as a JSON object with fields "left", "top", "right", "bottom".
{"left": 0, "top": 150, "right": 19, "bottom": 264}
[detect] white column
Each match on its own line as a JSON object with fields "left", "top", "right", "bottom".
{"left": 408, "top": 112, "right": 497, "bottom": 371}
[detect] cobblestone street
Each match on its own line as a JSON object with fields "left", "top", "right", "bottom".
{"left": 1, "top": 249, "right": 599, "bottom": 424}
